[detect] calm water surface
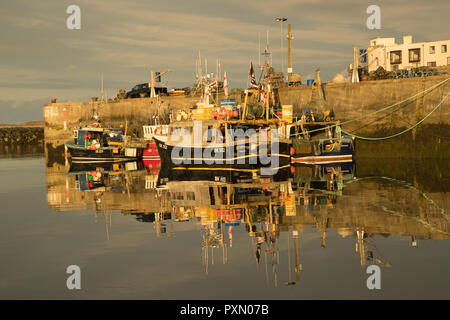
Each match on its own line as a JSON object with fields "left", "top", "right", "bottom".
{"left": 0, "top": 153, "right": 449, "bottom": 299}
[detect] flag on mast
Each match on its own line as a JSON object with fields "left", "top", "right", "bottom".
{"left": 249, "top": 62, "right": 258, "bottom": 88}
{"left": 224, "top": 72, "right": 229, "bottom": 97}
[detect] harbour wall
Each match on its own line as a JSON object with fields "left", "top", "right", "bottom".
{"left": 43, "top": 92, "right": 241, "bottom": 144}
{"left": 0, "top": 126, "right": 44, "bottom": 145}
{"left": 43, "top": 75, "right": 450, "bottom": 157}
{"left": 278, "top": 75, "right": 450, "bottom": 131}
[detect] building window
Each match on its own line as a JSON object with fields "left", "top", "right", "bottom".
{"left": 442, "top": 45, "right": 448, "bottom": 53}
{"left": 409, "top": 48, "right": 421, "bottom": 62}
{"left": 429, "top": 46, "right": 435, "bottom": 54}
{"left": 186, "top": 192, "right": 195, "bottom": 200}
{"left": 390, "top": 51, "right": 402, "bottom": 64}
{"left": 427, "top": 62, "right": 436, "bottom": 67}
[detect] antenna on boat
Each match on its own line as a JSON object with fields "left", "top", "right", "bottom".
{"left": 266, "top": 30, "right": 272, "bottom": 66}
{"left": 216, "top": 58, "right": 219, "bottom": 105}
{"left": 198, "top": 51, "right": 202, "bottom": 78}
{"left": 195, "top": 58, "right": 198, "bottom": 80}
{"left": 258, "top": 32, "right": 261, "bottom": 68}
{"left": 262, "top": 30, "right": 272, "bottom": 68}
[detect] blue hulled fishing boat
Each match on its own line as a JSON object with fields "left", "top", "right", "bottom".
{"left": 65, "top": 126, "right": 142, "bottom": 162}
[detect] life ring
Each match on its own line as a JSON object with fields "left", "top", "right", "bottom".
{"left": 219, "top": 107, "right": 226, "bottom": 119}
{"left": 154, "top": 127, "right": 161, "bottom": 135}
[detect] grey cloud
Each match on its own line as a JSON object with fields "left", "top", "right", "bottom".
{"left": 0, "top": 0, "right": 449, "bottom": 122}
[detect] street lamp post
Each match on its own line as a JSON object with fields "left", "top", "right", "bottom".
{"left": 275, "top": 17, "right": 287, "bottom": 75}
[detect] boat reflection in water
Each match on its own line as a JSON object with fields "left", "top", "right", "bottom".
{"left": 46, "top": 158, "right": 449, "bottom": 285}
{"left": 158, "top": 162, "right": 357, "bottom": 283}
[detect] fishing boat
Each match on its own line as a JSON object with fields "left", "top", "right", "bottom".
{"left": 289, "top": 120, "right": 354, "bottom": 164}
{"left": 154, "top": 61, "right": 293, "bottom": 176}
{"left": 289, "top": 70, "right": 354, "bottom": 164}
{"left": 154, "top": 116, "right": 292, "bottom": 177}
{"left": 141, "top": 123, "right": 169, "bottom": 171}
{"left": 65, "top": 125, "right": 142, "bottom": 162}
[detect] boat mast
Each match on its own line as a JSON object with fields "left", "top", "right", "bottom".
{"left": 216, "top": 58, "right": 219, "bottom": 106}
{"left": 258, "top": 32, "right": 261, "bottom": 68}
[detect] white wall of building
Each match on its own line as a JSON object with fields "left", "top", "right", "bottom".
{"left": 367, "top": 35, "right": 450, "bottom": 72}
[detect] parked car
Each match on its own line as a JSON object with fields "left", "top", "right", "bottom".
{"left": 126, "top": 83, "right": 168, "bottom": 98}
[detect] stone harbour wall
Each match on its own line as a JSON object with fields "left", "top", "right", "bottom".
{"left": 43, "top": 75, "right": 450, "bottom": 158}
{"left": 0, "top": 127, "right": 44, "bottom": 145}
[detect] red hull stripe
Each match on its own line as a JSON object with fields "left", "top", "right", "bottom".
{"left": 291, "top": 155, "right": 353, "bottom": 164}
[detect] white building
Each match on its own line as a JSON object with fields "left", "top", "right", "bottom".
{"left": 366, "top": 35, "right": 450, "bottom": 72}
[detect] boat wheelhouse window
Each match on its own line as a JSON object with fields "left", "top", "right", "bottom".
{"left": 186, "top": 192, "right": 195, "bottom": 200}
{"left": 289, "top": 126, "right": 297, "bottom": 137}
{"left": 206, "top": 125, "right": 213, "bottom": 142}
{"left": 209, "top": 187, "right": 215, "bottom": 205}
{"left": 171, "top": 192, "right": 184, "bottom": 200}
{"left": 76, "top": 131, "right": 87, "bottom": 146}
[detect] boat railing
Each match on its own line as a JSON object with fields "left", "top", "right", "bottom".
{"left": 318, "top": 137, "right": 352, "bottom": 143}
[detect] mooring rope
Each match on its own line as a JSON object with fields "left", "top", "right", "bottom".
{"left": 346, "top": 176, "right": 448, "bottom": 220}
{"left": 303, "top": 185, "right": 450, "bottom": 235}
{"left": 341, "top": 91, "right": 450, "bottom": 140}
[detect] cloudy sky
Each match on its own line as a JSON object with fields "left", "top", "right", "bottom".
{"left": 0, "top": 0, "right": 449, "bottom": 123}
